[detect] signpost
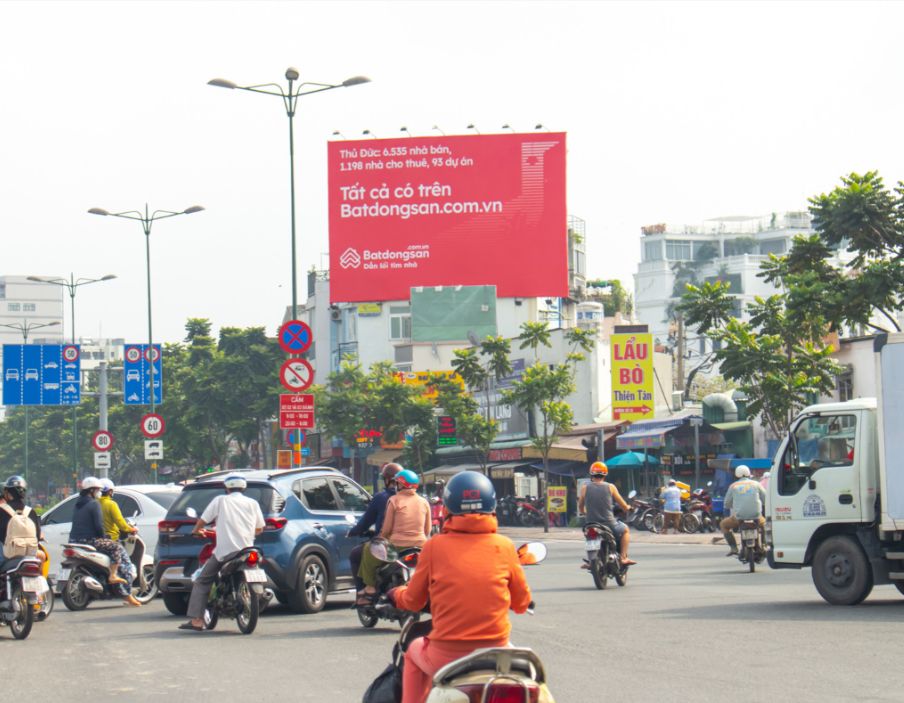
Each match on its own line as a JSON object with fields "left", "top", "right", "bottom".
{"left": 140, "top": 413, "right": 166, "bottom": 439}
{"left": 1, "top": 344, "right": 81, "bottom": 406}
{"left": 279, "top": 394, "right": 315, "bottom": 430}
{"left": 123, "top": 343, "right": 162, "bottom": 405}
{"left": 92, "top": 430, "right": 114, "bottom": 452}
{"left": 279, "top": 358, "right": 314, "bottom": 391}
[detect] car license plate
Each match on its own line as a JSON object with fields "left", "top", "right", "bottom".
{"left": 58, "top": 568, "right": 70, "bottom": 582}
{"left": 741, "top": 529, "right": 757, "bottom": 540}
{"left": 585, "top": 538, "right": 602, "bottom": 551}
{"left": 21, "top": 576, "right": 44, "bottom": 593}
{"left": 243, "top": 568, "right": 267, "bottom": 583}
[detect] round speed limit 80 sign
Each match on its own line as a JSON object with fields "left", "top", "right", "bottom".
{"left": 140, "top": 413, "right": 165, "bottom": 439}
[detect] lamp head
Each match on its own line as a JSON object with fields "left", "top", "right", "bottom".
{"left": 208, "top": 78, "right": 237, "bottom": 89}
{"left": 88, "top": 208, "right": 109, "bottom": 216}
{"left": 100, "top": 274, "right": 117, "bottom": 281}
{"left": 285, "top": 67, "right": 300, "bottom": 81}
{"left": 183, "top": 205, "right": 205, "bottom": 215}
{"left": 342, "top": 75, "right": 370, "bottom": 88}
{"left": 26, "top": 276, "right": 45, "bottom": 282}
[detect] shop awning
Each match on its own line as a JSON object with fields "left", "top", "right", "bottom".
{"left": 422, "top": 464, "right": 481, "bottom": 480}
{"left": 711, "top": 421, "right": 752, "bottom": 432}
{"left": 528, "top": 461, "right": 586, "bottom": 477}
{"left": 365, "top": 448, "right": 403, "bottom": 467}
{"left": 616, "top": 426, "right": 679, "bottom": 450}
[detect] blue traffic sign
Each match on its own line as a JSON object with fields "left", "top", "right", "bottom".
{"left": 278, "top": 320, "right": 312, "bottom": 355}
{"left": 123, "top": 344, "right": 162, "bottom": 405}
{"left": 2, "top": 345, "right": 81, "bottom": 406}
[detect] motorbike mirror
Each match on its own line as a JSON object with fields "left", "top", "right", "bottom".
{"left": 516, "top": 542, "right": 548, "bottom": 566}
{"left": 706, "top": 481, "right": 712, "bottom": 487}
{"left": 186, "top": 507, "right": 198, "bottom": 519}
{"left": 628, "top": 490, "right": 637, "bottom": 499}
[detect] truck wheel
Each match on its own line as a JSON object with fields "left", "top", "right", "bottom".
{"left": 811, "top": 536, "right": 873, "bottom": 605}
{"left": 163, "top": 593, "right": 189, "bottom": 616}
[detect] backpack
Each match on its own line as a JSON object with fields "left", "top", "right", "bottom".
{"left": 1, "top": 503, "right": 38, "bottom": 558}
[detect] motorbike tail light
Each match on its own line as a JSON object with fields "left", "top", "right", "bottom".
{"left": 402, "top": 552, "right": 419, "bottom": 564}
{"left": 198, "top": 543, "right": 215, "bottom": 564}
{"left": 456, "top": 683, "right": 540, "bottom": 703}
{"left": 245, "top": 550, "right": 260, "bottom": 566}
{"left": 159, "top": 519, "right": 194, "bottom": 534}
{"left": 20, "top": 562, "right": 41, "bottom": 575}
{"left": 62, "top": 548, "right": 77, "bottom": 558}
{"left": 585, "top": 527, "right": 598, "bottom": 539}
{"left": 264, "top": 517, "right": 288, "bottom": 531}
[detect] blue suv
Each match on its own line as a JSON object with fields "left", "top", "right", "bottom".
{"left": 155, "top": 467, "right": 371, "bottom": 616}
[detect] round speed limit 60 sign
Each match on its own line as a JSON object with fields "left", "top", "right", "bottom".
{"left": 92, "top": 430, "right": 114, "bottom": 452}
{"left": 140, "top": 413, "right": 165, "bottom": 439}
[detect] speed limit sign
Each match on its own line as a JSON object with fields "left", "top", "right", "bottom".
{"left": 140, "top": 413, "right": 165, "bottom": 439}
{"left": 92, "top": 430, "right": 114, "bottom": 452}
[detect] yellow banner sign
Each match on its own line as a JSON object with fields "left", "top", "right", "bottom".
{"left": 394, "top": 370, "right": 464, "bottom": 399}
{"left": 547, "top": 486, "right": 567, "bottom": 513}
{"left": 610, "top": 332, "right": 654, "bottom": 421}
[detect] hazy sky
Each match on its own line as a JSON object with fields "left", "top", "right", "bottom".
{"left": 3, "top": 0, "right": 903, "bottom": 344}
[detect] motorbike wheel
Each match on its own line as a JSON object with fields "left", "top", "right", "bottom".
{"left": 357, "top": 606, "right": 378, "bottom": 628}
{"left": 9, "top": 585, "right": 33, "bottom": 640}
{"left": 748, "top": 548, "right": 756, "bottom": 573}
{"left": 61, "top": 570, "right": 92, "bottom": 611}
{"left": 615, "top": 566, "right": 628, "bottom": 587}
{"left": 35, "top": 587, "right": 54, "bottom": 622}
{"left": 680, "top": 513, "right": 701, "bottom": 534}
{"left": 638, "top": 510, "right": 653, "bottom": 531}
{"left": 235, "top": 581, "right": 259, "bottom": 635}
{"left": 133, "top": 564, "right": 158, "bottom": 605}
{"left": 203, "top": 606, "right": 219, "bottom": 631}
{"left": 652, "top": 513, "right": 664, "bottom": 534}
{"left": 591, "top": 549, "right": 607, "bottom": 590}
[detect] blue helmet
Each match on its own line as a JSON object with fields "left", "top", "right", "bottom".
{"left": 395, "top": 469, "right": 420, "bottom": 490}
{"left": 444, "top": 471, "right": 496, "bottom": 515}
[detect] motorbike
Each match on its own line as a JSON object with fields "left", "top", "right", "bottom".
{"left": 737, "top": 519, "right": 766, "bottom": 572}
{"left": 583, "top": 522, "right": 628, "bottom": 589}
{"left": 356, "top": 540, "right": 422, "bottom": 629}
{"left": 59, "top": 526, "right": 156, "bottom": 610}
{"left": 190, "top": 528, "right": 270, "bottom": 634}
{"left": 497, "top": 495, "right": 518, "bottom": 526}
{"left": 628, "top": 495, "right": 657, "bottom": 531}
{"left": 34, "top": 541, "right": 54, "bottom": 621}
{"left": 0, "top": 552, "right": 44, "bottom": 640}
{"left": 429, "top": 497, "right": 444, "bottom": 536}
{"left": 683, "top": 486, "right": 717, "bottom": 533}
{"left": 516, "top": 497, "right": 545, "bottom": 527}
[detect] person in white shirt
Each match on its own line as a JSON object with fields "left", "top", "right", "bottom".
{"left": 179, "top": 474, "right": 265, "bottom": 632}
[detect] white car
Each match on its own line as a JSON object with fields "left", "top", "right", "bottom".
{"left": 40, "top": 484, "right": 181, "bottom": 587}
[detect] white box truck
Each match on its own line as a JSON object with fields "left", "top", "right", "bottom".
{"left": 766, "top": 332, "right": 904, "bottom": 604}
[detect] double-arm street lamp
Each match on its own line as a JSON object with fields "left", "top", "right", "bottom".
{"left": 208, "top": 68, "right": 370, "bottom": 321}
{"left": 0, "top": 319, "right": 60, "bottom": 482}
{"left": 88, "top": 206, "right": 203, "bottom": 425}
{"left": 28, "top": 274, "right": 116, "bottom": 482}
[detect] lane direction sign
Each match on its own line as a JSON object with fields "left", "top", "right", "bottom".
{"left": 94, "top": 452, "right": 111, "bottom": 470}
{"left": 123, "top": 343, "right": 162, "bottom": 405}
{"left": 141, "top": 413, "right": 165, "bottom": 439}
{"left": 92, "top": 430, "right": 114, "bottom": 452}
{"left": 145, "top": 440, "right": 163, "bottom": 460}
{"left": 278, "top": 320, "right": 312, "bottom": 355}
{"left": 279, "top": 358, "right": 314, "bottom": 391}
{"left": 279, "top": 394, "right": 315, "bottom": 430}
{"left": 2, "top": 344, "right": 81, "bottom": 406}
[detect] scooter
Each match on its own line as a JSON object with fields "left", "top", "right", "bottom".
{"left": 429, "top": 497, "right": 444, "bottom": 536}
{"left": 59, "top": 526, "right": 155, "bottom": 610}
{"left": 0, "top": 552, "right": 44, "bottom": 639}
{"left": 684, "top": 486, "right": 717, "bottom": 533}
{"left": 357, "top": 541, "right": 421, "bottom": 629}
{"left": 516, "top": 497, "right": 545, "bottom": 527}
{"left": 737, "top": 519, "right": 766, "bottom": 573}
{"left": 583, "top": 522, "right": 629, "bottom": 589}
{"left": 497, "top": 495, "right": 518, "bottom": 526}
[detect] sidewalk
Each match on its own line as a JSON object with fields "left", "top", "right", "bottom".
{"left": 499, "top": 525, "right": 725, "bottom": 546}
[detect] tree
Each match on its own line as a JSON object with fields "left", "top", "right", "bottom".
{"left": 517, "top": 322, "right": 552, "bottom": 361}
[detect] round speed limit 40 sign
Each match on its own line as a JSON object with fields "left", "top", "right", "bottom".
{"left": 140, "top": 413, "right": 165, "bottom": 439}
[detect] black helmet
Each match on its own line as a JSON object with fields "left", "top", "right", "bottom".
{"left": 4, "top": 475, "right": 26, "bottom": 500}
{"left": 444, "top": 471, "right": 496, "bottom": 515}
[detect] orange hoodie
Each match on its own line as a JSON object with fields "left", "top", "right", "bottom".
{"left": 394, "top": 513, "right": 532, "bottom": 646}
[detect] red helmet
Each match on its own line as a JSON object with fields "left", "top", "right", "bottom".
{"left": 589, "top": 461, "right": 608, "bottom": 477}
{"left": 381, "top": 463, "right": 402, "bottom": 481}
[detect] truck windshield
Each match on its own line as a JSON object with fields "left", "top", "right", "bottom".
{"left": 778, "top": 414, "right": 856, "bottom": 496}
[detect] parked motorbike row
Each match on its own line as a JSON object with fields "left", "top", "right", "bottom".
{"left": 625, "top": 485, "right": 719, "bottom": 534}
{"left": 497, "top": 495, "right": 545, "bottom": 527}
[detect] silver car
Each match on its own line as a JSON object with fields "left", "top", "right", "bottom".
{"left": 40, "top": 484, "right": 181, "bottom": 588}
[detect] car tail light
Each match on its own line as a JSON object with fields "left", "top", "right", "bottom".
{"left": 198, "top": 543, "right": 215, "bottom": 564}
{"left": 456, "top": 683, "right": 540, "bottom": 703}
{"left": 159, "top": 519, "right": 194, "bottom": 534}
{"left": 246, "top": 551, "right": 261, "bottom": 566}
{"left": 264, "top": 517, "right": 287, "bottom": 531}
{"left": 158, "top": 559, "right": 182, "bottom": 567}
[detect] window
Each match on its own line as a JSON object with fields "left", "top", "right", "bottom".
{"left": 295, "top": 477, "right": 339, "bottom": 511}
{"left": 113, "top": 494, "right": 141, "bottom": 518}
{"left": 41, "top": 496, "right": 77, "bottom": 525}
{"left": 331, "top": 478, "right": 371, "bottom": 511}
{"left": 837, "top": 368, "right": 854, "bottom": 402}
{"left": 22, "top": 303, "right": 36, "bottom": 312}
{"left": 665, "top": 240, "right": 692, "bottom": 261}
{"left": 0, "top": 283, "right": 5, "bottom": 299}
{"left": 7, "top": 303, "right": 20, "bottom": 312}
{"left": 168, "top": 485, "right": 275, "bottom": 517}
{"left": 572, "top": 248, "right": 586, "bottom": 276}
{"left": 777, "top": 414, "right": 856, "bottom": 496}
{"left": 643, "top": 240, "right": 662, "bottom": 261}
{"left": 759, "top": 239, "right": 787, "bottom": 256}
{"left": 390, "top": 306, "right": 411, "bottom": 341}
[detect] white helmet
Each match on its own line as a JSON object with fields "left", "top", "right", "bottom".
{"left": 99, "top": 478, "right": 115, "bottom": 493}
{"left": 81, "top": 476, "right": 101, "bottom": 490}
{"left": 223, "top": 474, "right": 247, "bottom": 491}
{"left": 735, "top": 465, "right": 751, "bottom": 479}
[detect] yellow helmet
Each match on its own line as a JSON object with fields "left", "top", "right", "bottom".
{"left": 589, "top": 461, "right": 608, "bottom": 477}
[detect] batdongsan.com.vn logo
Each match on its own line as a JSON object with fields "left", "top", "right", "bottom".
{"left": 340, "top": 248, "right": 362, "bottom": 269}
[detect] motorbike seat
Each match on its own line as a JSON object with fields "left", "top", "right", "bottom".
{"left": 63, "top": 542, "right": 98, "bottom": 552}
{"left": 434, "top": 647, "right": 546, "bottom": 684}
{"left": 0, "top": 556, "right": 26, "bottom": 573}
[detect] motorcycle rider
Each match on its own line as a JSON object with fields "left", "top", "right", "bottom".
{"left": 69, "top": 477, "right": 140, "bottom": 606}
{"left": 180, "top": 473, "right": 264, "bottom": 631}
{"left": 98, "top": 478, "right": 139, "bottom": 593}
{"left": 719, "top": 465, "right": 766, "bottom": 556}
{"left": 387, "top": 471, "right": 532, "bottom": 703}
{"left": 0, "top": 476, "right": 42, "bottom": 559}
{"left": 349, "top": 462, "right": 399, "bottom": 606}
{"left": 578, "top": 461, "right": 637, "bottom": 567}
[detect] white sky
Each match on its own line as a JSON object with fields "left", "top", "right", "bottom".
{"left": 3, "top": 0, "right": 903, "bottom": 344}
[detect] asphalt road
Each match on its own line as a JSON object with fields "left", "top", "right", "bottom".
{"left": 8, "top": 541, "right": 904, "bottom": 702}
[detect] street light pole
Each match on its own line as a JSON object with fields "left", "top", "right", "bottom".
{"left": 0, "top": 320, "right": 60, "bottom": 483}
{"left": 27, "top": 275, "right": 115, "bottom": 486}
{"left": 208, "top": 69, "right": 370, "bottom": 321}
{"left": 88, "top": 205, "right": 203, "bottom": 483}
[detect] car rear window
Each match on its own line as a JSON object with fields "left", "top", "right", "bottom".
{"left": 145, "top": 491, "right": 180, "bottom": 510}
{"left": 167, "top": 485, "right": 277, "bottom": 518}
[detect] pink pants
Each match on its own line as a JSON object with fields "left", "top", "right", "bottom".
{"left": 402, "top": 637, "right": 508, "bottom": 703}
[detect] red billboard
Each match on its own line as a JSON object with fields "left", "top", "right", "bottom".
{"left": 327, "top": 132, "right": 567, "bottom": 302}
